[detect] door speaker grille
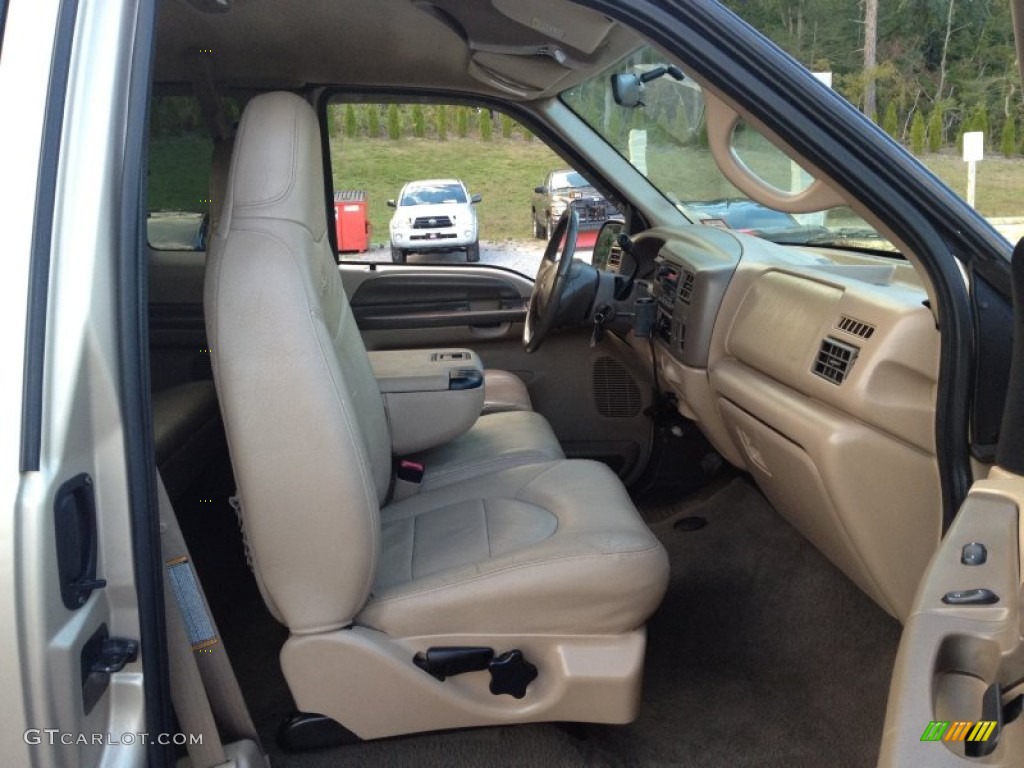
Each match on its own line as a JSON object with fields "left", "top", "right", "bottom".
{"left": 593, "top": 356, "right": 642, "bottom": 417}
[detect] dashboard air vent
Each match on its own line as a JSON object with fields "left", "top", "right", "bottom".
{"left": 813, "top": 337, "right": 859, "bottom": 385}
{"left": 592, "top": 356, "right": 642, "bottom": 418}
{"left": 835, "top": 314, "right": 875, "bottom": 339}
{"left": 606, "top": 242, "right": 623, "bottom": 273}
{"left": 678, "top": 270, "right": 696, "bottom": 303}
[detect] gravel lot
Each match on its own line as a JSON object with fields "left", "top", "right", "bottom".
{"left": 343, "top": 239, "right": 594, "bottom": 277}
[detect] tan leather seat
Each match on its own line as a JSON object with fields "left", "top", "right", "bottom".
{"left": 205, "top": 91, "right": 669, "bottom": 740}
{"left": 211, "top": 137, "right": 534, "bottom": 420}
{"left": 413, "top": 409, "right": 561, "bottom": 491}
{"left": 361, "top": 459, "right": 667, "bottom": 637}
{"left": 481, "top": 369, "right": 532, "bottom": 414}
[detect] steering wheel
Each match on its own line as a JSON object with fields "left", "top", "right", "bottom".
{"left": 524, "top": 206, "right": 579, "bottom": 353}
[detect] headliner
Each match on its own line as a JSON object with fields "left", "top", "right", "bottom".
{"left": 154, "top": 0, "right": 643, "bottom": 100}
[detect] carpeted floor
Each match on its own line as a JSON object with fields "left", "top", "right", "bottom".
{"left": 201, "top": 476, "right": 901, "bottom": 767}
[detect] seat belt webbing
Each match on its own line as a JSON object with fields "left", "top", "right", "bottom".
{"left": 164, "top": 565, "right": 229, "bottom": 768}
{"left": 157, "top": 474, "right": 264, "bottom": 765}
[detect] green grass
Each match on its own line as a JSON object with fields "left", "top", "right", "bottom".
{"left": 149, "top": 135, "right": 213, "bottom": 212}
{"left": 329, "top": 136, "right": 560, "bottom": 243}
{"left": 148, "top": 133, "right": 1024, "bottom": 246}
{"left": 919, "top": 152, "right": 1024, "bottom": 217}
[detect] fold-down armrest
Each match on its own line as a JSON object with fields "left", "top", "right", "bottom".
{"left": 369, "top": 349, "right": 485, "bottom": 454}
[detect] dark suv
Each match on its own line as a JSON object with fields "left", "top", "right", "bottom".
{"left": 531, "top": 169, "right": 621, "bottom": 240}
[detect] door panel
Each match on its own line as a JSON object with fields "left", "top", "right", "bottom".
{"left": 879, "top": 468, "right": 1024, "bottom": 765}
{"left": 350, "top": 273, "right": 525, "bottom": 330}
{"left": 8, "top": 0, "right": 151, "bottom": 763}
{"left": 343, "top": 264, "right": 655, "bottom": 483}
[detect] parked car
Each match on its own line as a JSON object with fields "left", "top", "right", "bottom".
{"left": 532, "top": 169, "right": 621, "bottom": 241}
{"left": 681, "top": 198, "right": 830, "bottom": 242}
{"left": 388, "top": 178, "right": 481, "bottom": 263}
{"left": 3, "top": 1, "right": 1023, "bottom": 767}
{"left": 146, "top": 210, "right": 209, "bottom": 251}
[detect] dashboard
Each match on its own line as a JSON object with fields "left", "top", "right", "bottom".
{"left": 647, "top": 228, "right": 739, "bottom": 369}
{"left": 624, "top": 224, "right": 941, "bottom": 623}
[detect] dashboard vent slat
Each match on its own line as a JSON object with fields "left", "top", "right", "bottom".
{"left": 835, "top": 314, "right": 875, "bottom": 339}
{"left": 592, "top": 356, "right": 642, "bottom": 418}
{"left": 813, "top": 337, "right": 859, "bottom": 385}
{"left": 606, "top": 243, "right": 623, "bottom": 273}
{"left": 678, "top": 270, "right": 696, "bottom": 304}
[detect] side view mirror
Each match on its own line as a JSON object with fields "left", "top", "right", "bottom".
{"left": 471, "top": 193, "right": 482, "bottom": 204}
{"left": 534, "top": 185, "right": 547, "bottom": 194}
{"left": 386, "top": 199, "right": 397, "bottom": 208}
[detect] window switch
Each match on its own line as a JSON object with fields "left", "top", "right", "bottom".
{"left": 941, "top": 588, "right": 999, "bottom": 606}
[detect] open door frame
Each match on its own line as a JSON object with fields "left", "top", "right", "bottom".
{"left": 879, "top": 240, "right": 1024, "bottom": 764}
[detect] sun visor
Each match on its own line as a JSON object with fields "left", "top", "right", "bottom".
{"left": 415, "top": 0, "right": 616, "bottom": 62}
{"left": 490, "top": 0, "right": 615, "bottom": 55}
{"left": 468, "top": 52, "right": 574, "bottom": 98}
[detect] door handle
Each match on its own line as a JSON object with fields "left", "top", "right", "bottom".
{"left": 54, "top": 474, "right": 106, "bottom": 609}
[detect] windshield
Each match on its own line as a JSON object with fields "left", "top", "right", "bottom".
{"left": 551, "top": 170, "right": 588, "bottom": 189}
{"left": 400, "top": 182, "right": 468, "bottom": 206}
{"left": 561, "top": 46, "right": 896, "bottom": 254}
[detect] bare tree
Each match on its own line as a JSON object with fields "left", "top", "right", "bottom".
{"left": 863, "top": 0, "right": 878, "bottom": 117}
{"left": 1011, "top": 1, "right": 1024, "bottom": 100}
{"left": 936, "top": 0, "right": 956, "bottom": 103}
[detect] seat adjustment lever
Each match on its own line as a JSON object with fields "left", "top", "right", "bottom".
{"left": 413, "top": 646, "right": 493, "bottom": 681}
{"left": 413, "top": 646, "right": 538, "bottom": 698}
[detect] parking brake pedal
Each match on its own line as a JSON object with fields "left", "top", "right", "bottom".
{"left": 413, "top": 646, "right": 538, "bottom": 698}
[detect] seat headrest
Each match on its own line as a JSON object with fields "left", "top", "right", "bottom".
{"left": 218, "top": 91, "right": 327, "bottom": 239}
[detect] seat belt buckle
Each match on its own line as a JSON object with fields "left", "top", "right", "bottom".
{"left": 392, "top": 459, "right": 425, "bottom": 502}
{"left": 396, "top": 459, "right": 425, "bottom": 484}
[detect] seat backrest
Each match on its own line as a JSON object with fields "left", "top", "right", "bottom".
{"left": 205, "top": 92, "right": 391, "bottom": 633}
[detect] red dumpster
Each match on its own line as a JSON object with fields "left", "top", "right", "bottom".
{"left": 334, "top": 190, "right": 370, "bottom": 253}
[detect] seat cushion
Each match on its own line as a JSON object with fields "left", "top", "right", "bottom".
{"left": 357, "top": 460, "right": 669, "bottom": 636}
{"left": 413, "top": 410, "right": 564, "bottom": 491}
{"left": 482, "top": 369, "right": 532, "bottom": 415}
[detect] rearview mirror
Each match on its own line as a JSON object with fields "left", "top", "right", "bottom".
{"left": 386, "top": 199, "right": 396, "bottom": 208}
{"left": 471, "top": 193, "right": 482, "bottom": 204}
{"left": 611, "top": 65, "right": 684, "bottom": 108}
{"left": 611, "top": 73, "right": 645, "bottom": 108}
{"left": 534, "top": 185, "right": 547, "bottom": 194}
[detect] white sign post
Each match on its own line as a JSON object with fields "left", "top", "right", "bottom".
{"left": 628, "top": 129, "right": 648, "bottom": 176}
{"left": 963, "top": 131, "right": 984, "bottom": 209}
